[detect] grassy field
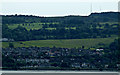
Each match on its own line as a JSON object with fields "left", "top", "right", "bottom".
{"left": 99, "top": 22, "right": 118, "bottom": 25}
{"left": 4, "top": 22, "right": 118, "bottom": 49}
{"left": 7, "top": 22, "right": 59, "bottom": 30}
{"left": 7, "top": 22, "right": 118, "bottom": 30}
{"left": 7, "top": 23, "right": 77, "bottom": 30}
{"left": 7, "top": 23, "right": 42, "bottom": 30}
{"left": 2, "top": 37, "right": 117, "bottom": 49}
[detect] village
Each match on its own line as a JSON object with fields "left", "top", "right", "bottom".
{"left": 3, "top": 46, "right": 119, "bottom": 70}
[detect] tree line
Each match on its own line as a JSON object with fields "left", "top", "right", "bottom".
{"left": 2, "top": 23, "right": 118, "bottom": 41}
{"left": 2, "top": 12, "right": 119, "bottom": 24}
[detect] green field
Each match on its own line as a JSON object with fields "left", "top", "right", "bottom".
{"left": 99, "top": 22, "right": 118, "bottom": 25}
{"left": 2, "top": 37, "right": 117, "bottom": 49}
{"left": 7, "top": 22, "right": 118, "bottom": 31}
{"left": 4, "top": 21, "right": 119, "bottom": 49}
{"left": 7, "top": 22, "right": 59, "bottom": 30}
{"left": 7, "top": 23, "right": 77, "bottom": 30}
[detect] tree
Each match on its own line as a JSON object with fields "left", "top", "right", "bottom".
{"left": 82, "top": 46, "right": 84, "bottom": 49}
{"left": 2, "top": 54, "right": 17, "bottom": 70}
{"left": 60, "top": 62, "right": 70, "bottom": 68}
{"left": 9, "top": 43, "right": 14, "bottom": 48}
{"left": 51, "top": 63, "right": 59, "bottom": 67}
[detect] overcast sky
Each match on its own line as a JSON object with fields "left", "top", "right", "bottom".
{"left": 0, "top": 0, "right": 119, "bottom": 16}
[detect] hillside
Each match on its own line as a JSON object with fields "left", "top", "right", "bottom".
{"left": 2, "top": 12, "right": 119, "bottom": 24}
{"left": 2, "top": 12, "right": 120, "bottom": 70}
{"left": 2, "top": 12, "right": 119, "bottom": 41}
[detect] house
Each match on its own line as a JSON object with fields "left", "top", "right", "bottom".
{"left": 96, "top": 49, "right": 104, "bottom": 51}
{"left": 0, "top": 38, "right": 14, "bottom": 42}
{"left": 82, "top": 63, "right": 89, "bottom": 68}
{"left": 71, "top": 63, "right": 81, "bottom": 68}
{"left": 0, "top": 38, "right": 8, "bottom": 41}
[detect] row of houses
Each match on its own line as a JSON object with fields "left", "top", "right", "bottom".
{"left": 3, "top": 47, "right": 117, "bottom": 69}
{"left": 0, "top": 38, "right": 14, "bottom": 42}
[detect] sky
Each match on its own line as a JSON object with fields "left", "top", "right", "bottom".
{"left": 0, "top": 0, "right": 119, "bottom": 17}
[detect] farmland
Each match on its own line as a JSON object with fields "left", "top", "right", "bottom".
{"left": 2, "top": 12, "right": 119, "bottom": 47}
{"left": 7, "top": 22, "right": 118, "bottom": 30}
{"left": 2, "top": 36, "right": 117, "bottom": 49}
{"left": 7, "top": 22, "right": 59, "bottom": 30}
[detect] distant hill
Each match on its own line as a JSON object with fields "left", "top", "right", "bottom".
{"left": 2, "top": 12, "right": 119, "bottom": 41}
{"left": 2, "top": 12, "right": 119, "bottom": 24}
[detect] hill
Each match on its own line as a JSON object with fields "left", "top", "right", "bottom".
{"left": 2, "top": 12, "right": 119, "bottom": 24}
{"left": 2, "top": 12, "right": 119, "bottom": 42}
